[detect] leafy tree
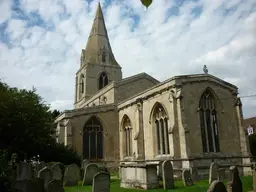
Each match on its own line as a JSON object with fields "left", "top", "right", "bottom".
{"left": 0, "top": 81, "right": 80, "bottom": 165}
{"left": 51, "top": 109, "right": 61, "bottom": 119}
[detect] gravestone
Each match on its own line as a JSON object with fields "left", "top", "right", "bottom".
{"left": 13, "top": 179, "right": 33, "bottom": 192}
{"left": 158, "top": 161, "right": 163, "bottom": 180}
{"left": 82, "top": 163, "right": 99, "bottom": 186}
{"left": 209, "top": 162, "right": 219, "bottom": 184}
{"left": 34, "top": 161, "right": 47, "bottom": 178}
{"left": 51, "top": 163, "right": 62, "bottom": 181}
{"left": 227, "top": 166, "right": 242, "bottom": 192}
{"left": 17, "top": 162, "right": 33, "bottom": 180}
{"left": 228, "top": 166, "right": 239, "bottom": 181}
{"left": 63, "top": 163, "right": 81, "bottom": 186}
{"left": 182, "top": 169, "right": 193, "bottom": 186}
{"left": 38, "top": 167, "right": 53, "bottom": 190}
{"left": 82, "top": 159, "right": 90, "bottom": 169}
{"left": 47, "top": 179, "right": 65, "bottom": 192}
{"left": 161, "top": 160, "right": 174, "bottom": 189}
{"left": 92, "top": 172, "right": 110, "bottom": 192}
{"left": 207, "top": 180, "right": 227, "bottom": 192}
{"left": 218, "top": 168, "right": 226, "bottom": 181}
{"left": 190, "top": 167, "right": 200, "bottom": 182}
{"left": 31, "top": 178, "right": 44, "bottom": 192}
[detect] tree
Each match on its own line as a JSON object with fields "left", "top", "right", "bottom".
{"left": 0, "top": 81, "right": 80, "bottom": 165}
{"left": 51, "top": 109, "right": 61, "bottom": 119}
{"left": 0, "top": 81, "right": 55, "bottom": 161}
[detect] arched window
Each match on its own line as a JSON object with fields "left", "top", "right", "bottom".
{"left": 152, "top": 103, "right": 170, "bottom": 155}
{"left": 199, "top": 89, "right": 220, "bottom": 153}
{"left": 98, "top": 72, "right": 108, "bottom": 90}
{"left": 83, "top": 116, "right": 103, "bottom": 160}
{"left": 122, "top": 115, "right": 132, "bottom": 157}
{"left": 80, "top": 74, "right": 84, "bottom": 94}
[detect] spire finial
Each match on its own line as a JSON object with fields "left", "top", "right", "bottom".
{"left": 203, "top": 65, "right": 208, "bottom": 74}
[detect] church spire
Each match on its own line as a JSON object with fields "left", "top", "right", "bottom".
{"left": 82, "top": 2, "right": 120, "bottom": 67}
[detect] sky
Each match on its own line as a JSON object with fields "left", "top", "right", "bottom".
{"left": 0, "top": 0, "right": 255, "bottom": 118}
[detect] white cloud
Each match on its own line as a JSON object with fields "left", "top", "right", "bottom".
{"left": 0, "top": 0, "right": 12, "bottom": 24}
{"left": 0, "top": 0, "right": 256, "bottom": 118}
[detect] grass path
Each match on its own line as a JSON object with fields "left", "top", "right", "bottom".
{"left": 65, "top": 176, "right": 253, "bottom": 192}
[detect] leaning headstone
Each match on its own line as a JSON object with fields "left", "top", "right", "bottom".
{"left": 182, "top": 169, "right": 193, "bottom": 186}
{"left": 16, "top": 162, "right": 33, "bottom": 180}
{"left": 227, "top": 166, "right": 242, "bottom": 192}
{"left": 47, "top": 179, "right": 65, "bottom": 192}
{"left": 218, "top": 168, "right": 226, "bottom": 181}
{"left": 190, "top": 167, "right": 200, "bottom": 182}
{"left": 13, "top": 179, "right": 33, "bottom": 192}
{"left": 38, "top": 167, "right": 53, "bottom": 190}
{"left": 82, "top": 159, "right": 90, "bottom": 169}
{"left": 207, "top": 180, "right": 227, "bottom": 192}
{"left": 82, "top": 163, "right": 99, "bottom": 186}
{"left": 92, "top": 172, "right": 110, "bottom": 192}
{"left": 162, "top": 160, "right": 174, "bottom": 189}
{"left": 209, "top": 162, "right": 219, "bottom": 184}
{"left": 51, "top": 163, "right": 62, "bottom": 181}
{"left": 63, "top": 163, "right": 81, "bottom": 186}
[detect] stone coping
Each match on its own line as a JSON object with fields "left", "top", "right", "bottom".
{"left": 119, "top": 155, "right": 252, "bottom": 162}
{"left": 120, "top": 163, "right": 157, "bottom": 168}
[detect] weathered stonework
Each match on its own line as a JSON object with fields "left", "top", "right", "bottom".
{"left": 55, "top": 3, "right": 252, "bottom": 176}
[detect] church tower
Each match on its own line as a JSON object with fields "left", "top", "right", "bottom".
{"left": 74, "top": 3, "right": 122, "bottom": 107}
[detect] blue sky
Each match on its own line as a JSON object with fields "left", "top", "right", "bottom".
{"left": 0, "top": 0, "right": 255, "bottom": 118}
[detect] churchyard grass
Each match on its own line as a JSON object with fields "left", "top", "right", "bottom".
{"left": 65, "top": 176, "right": 253, "bottom": 192}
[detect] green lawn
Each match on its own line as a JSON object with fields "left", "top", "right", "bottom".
{"left": 65, "top": 176, "right": 253, "bottom": 192}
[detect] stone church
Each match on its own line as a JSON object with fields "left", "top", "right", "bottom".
{"left": 55, "top": 3, "right": 251, "bottom": 175}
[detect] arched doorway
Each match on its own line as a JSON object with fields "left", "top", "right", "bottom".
{"left": 83, "top": 116, "right": 103, "bottom": 160}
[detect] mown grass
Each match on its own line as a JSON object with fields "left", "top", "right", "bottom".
{"left": 65, "top": 176, "right": 253, "bottom": 192}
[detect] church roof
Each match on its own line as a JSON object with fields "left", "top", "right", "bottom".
{"left": 82, "top": 2, "right": 120, "bottom": 67}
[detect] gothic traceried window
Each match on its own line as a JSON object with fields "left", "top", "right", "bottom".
{"left": 83, "top": 116, "right": 103, "bottom": 160}
{"left": 98, "top": 72, "right": 108, "bottom": 90}
{"left": 153, "top": 103, "right": 170, "bottom": 155}
{"left": 122, "top": 115, "right": 132, "bottom": 157}
{"left": 199, "top": 89, "right": 220, "bottom": 153}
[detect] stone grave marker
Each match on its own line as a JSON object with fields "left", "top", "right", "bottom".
{"left": 47, "top": 179, "right": 65, "bottom": 192}
{"left": 92, "top": 172, "right": 110, "bottom": 192}
{"left": 31, "top": 178, "right": 44, "bottom": 192}
{"left": 82, "top": 163, "right": 99, "bottom": 186}
{"left": 190, "top": 167, "right": 200, "bottom": 182}
{"left": 38, "top": 166, "right": 53, "bottom": 190}
{"left": 13, "top": 179, "right": 33, "bottom": 192}
{"left": 209, "top": 162, "right": 219, "bottom": 184}
{"left": 218, "top": 168, "right": 226, "bottom": 182}
{"left": 82, "top": 159, "right": 90, "bottom": 169}
{"left": 63, "top": 163, "right": 81, "bottom": 186}
{"left": 182, "top": 169, "right": 193, "bottom": 186}
{"left": 227, "top": 166, "right": 242, "bottom": 192}
{"left": 207, "top": 180, "right": 227, "bottom": 192}
{"left": 34, "top": 161, "right": 47, "bottom": 178}
{"left": 161, "top": 160, "right": 174, "bottom": 189}
{"left": 51, "top": 163, "right": 62, "bottom": 181}
{"left": 17, "top": 162, "right": 33, "bottom": 180}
